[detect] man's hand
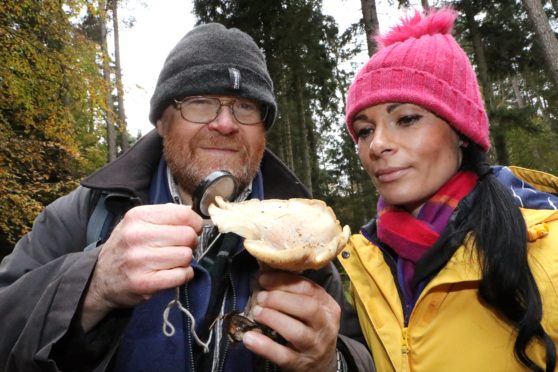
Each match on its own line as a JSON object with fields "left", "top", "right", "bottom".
{"left": 242, "top": 271, "right": 340, "bottom": 372}
{"left": 81, "top": 203, "right": 203, "bottom": 331}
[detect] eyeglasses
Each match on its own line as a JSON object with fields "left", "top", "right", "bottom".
{"left": 173, "top": 96, "right": 267, "bottom": 125}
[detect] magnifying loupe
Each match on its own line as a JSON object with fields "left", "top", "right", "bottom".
{"left": 192, "top": 170, "right": 237, "bottom": 218}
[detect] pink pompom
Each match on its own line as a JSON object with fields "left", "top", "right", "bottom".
{"left": 375, "top": 8, "right": 457, "bottom": 48}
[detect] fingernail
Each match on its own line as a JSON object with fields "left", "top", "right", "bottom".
{"left": 256, "top": 291, "right": 267, "bottom": 304}
{"left": 242, "top": 331, "right": 255, "bottom": 346}
{"left": 252, "top": 305, "right": 262, "bottom": 317}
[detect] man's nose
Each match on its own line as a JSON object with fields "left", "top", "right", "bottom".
{"left": 207, "top": 105, "right": 240, "bottom": 135}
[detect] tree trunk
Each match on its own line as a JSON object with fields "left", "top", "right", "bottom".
{"left": 463, "top": 3, "right": 491, "bottom": 101}
{"left": 421, "top": 0, "right": 430, "bottom": 9}
{"left": 360, "top": 0, "right": 379, "bottom": 56}
{"left": 511, "top": 76, "right": 526, "bottom": 108}
{"left": 295, "top": 76, "right": 312, "bottom": 193}
{"left": 280, "top": 94, "right": 295, "bottom": 171}
{"left": 463, "top": 2, "right": 510, "bottom": 163}
{"left": 273, "top": 114, "right": 286, "bottom": 166}
{"left": 110, "top": 0, "right": 129, "bottom": 153}
{"left": 523, "top": 0, "right": 558, "bottom": 89}
{"left": 99, "top": 0, "right": 116, "bottom": 162}
{"left": 304, "top": 106, "right": 320, "bottom": 197}
{"left": 493, "top": 131, "right": 510, "bottom": 165}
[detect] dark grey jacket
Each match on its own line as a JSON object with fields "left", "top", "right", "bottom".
{"left": 0, "top": 130, "right": 373, "bottom": 372}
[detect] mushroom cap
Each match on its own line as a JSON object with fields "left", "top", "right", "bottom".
{"left": 208, "top": 196, "right": 351, "bottom": 271}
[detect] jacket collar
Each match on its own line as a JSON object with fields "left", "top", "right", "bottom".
{"left": 81, "top": 130, "right": 162, "bottom": 203}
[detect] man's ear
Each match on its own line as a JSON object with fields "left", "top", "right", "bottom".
{"left": 156, "top": 119, "right": 165, "bottom": 136}
{"left": 156, "top": 105, "right": 174, "bottom": 136}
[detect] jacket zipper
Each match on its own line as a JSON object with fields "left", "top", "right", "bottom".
{"left": 218, "top": 272, "right": 236, "bottom": 372}
{"left": 183, "top": 283, "right": 196, "bottom": 372}
{"left": 401, "top": 326, "right": 410, "bottom": 372}
{"left": 361, "top": 226, "right": 413, "bottom": 370}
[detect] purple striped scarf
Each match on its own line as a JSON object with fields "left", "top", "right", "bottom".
{"left": 377, "top": 171, "right": 478, "bottom": 296}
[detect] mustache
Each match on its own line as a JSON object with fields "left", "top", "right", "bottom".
{"left": 196, "top": 135, "right": 245, "bottom": 150}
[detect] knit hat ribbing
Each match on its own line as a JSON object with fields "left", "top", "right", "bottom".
{"left": 345, "top": 9, "right": 490, "bottom": 151}
{"left": 149, "top": 23, "right": 276, "bottom": 129}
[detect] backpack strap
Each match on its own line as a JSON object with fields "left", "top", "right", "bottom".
{"left": 86, "top": 192, "right": 111, "bottom": 248}
{"left": 85, "top": 190, "right": 140, "bottom": 250}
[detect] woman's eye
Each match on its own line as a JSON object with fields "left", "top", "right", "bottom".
{"left": 356, "top": 127, "right": 373, "bottom": 139}
{"left": 398, "top": 114, "right": 421, "bottom": 126}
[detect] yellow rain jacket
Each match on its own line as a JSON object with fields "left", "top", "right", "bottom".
{"left": 338, "top": 166, "right": 558, "bottom": 371}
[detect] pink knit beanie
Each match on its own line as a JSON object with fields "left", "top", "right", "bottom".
{"left": 345, "top": 8, "right": 490, "bottom": 151}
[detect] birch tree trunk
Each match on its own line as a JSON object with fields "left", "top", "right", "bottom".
{"left": 360, "top": 0, "right": 379, "bottom": 56}
{"left": 99, "top": 0, "right": 117, "bottom": 162}
{"left": 304, "top": 106, "right": 319, "bottom": 196}
{"left": 278, "top": 94, "right": 295, "bottom": 171}
{"left": 283, "top": 113, "right": 295, "bottom": 173}
{"left": 523, "top": 0, "right": 558, "bottom": 89}
{"left": 111, "top": 0, "right": 129, "bottom": 152}
{"left": 295, "top": 76, "right": 312, "bottom": 193}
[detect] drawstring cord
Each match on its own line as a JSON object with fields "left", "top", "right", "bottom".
{"left": 162, "top": 287, "right": 213, "bottom": 353}
{"left": 162, "top": 167, "right": 252, "bottom": 354}
{"left": 161, "top": 226, "right": 223, "bottom": 353}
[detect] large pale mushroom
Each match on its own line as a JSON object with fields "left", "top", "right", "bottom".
{"left": 207, "top": 196, "right": 350, "bottom": 342}
{"left": 208, "top": 196, "right": 350, "bottom": 271}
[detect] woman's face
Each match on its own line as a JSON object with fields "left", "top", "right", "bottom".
{"left": 352, "top": 102, "right": 463, "bottom": 213}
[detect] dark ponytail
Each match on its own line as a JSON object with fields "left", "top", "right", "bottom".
{"left": 462, "top": 145, "right": 556, "bottom": 372}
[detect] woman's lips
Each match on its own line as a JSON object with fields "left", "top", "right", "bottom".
{"left": 375, "top": 167, "right": 408, "bottom": 182}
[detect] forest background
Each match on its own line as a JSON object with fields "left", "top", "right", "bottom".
{"left": 1, "top": 0, "right": 558, "bottom": 259}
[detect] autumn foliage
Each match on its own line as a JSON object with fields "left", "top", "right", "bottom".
{"left": 0, "top": 1, "right": 108, "bottom": 256}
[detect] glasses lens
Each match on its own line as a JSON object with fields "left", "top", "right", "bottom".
{"left": 181, "top": 97, "right": 220, "bottom": 123}
{"left": 232, "top": 98, "right": 264, "bottom": 125}
{"left": 177, "top": 96, "right": 265, "bottom": 125}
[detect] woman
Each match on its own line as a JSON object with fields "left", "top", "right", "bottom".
{"left": 338, "top": 8, "right": 558, "bottom": 372}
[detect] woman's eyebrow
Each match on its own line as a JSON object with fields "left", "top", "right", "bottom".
{"left": 386, "top": 103, "right": 403, "bottom": 113}
{"left": 353, "top": 113, "right": 369, "bottom": 121}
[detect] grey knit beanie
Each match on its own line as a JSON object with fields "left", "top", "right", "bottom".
{"left": 149, "top": 23, "right": 276, "bottom": 129}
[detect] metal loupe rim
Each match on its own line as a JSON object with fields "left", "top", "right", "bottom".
{"left": 192, "top": 170, "right": 237, "bottom": 218}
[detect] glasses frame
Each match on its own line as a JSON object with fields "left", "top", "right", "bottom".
{"left": 173, "top": 96, "right": 267, "bottom": 126}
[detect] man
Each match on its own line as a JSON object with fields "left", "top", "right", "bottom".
{"left": 0, "top": 23, "right": 372, "bottom": 371}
